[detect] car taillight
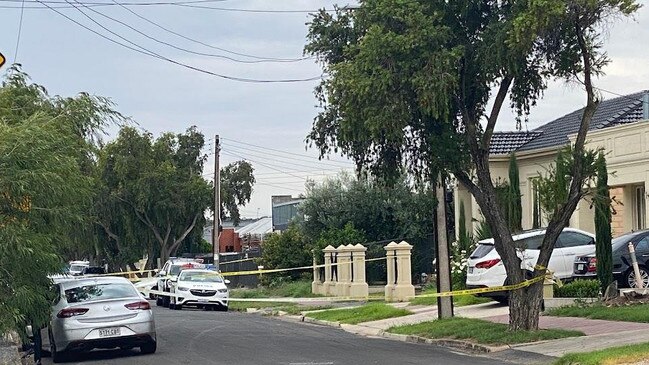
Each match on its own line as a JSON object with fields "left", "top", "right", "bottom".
{"left": 125, "top": 301, "right": 151, "bottom": 310}
{"left": 57, "top": 307, "right": 89, "bottom": 318}
{"left": 587, "top": 257, "right": 597, "bottom": 273}
{"left": 475, "top": 259, "right": 501, "bottom": 269}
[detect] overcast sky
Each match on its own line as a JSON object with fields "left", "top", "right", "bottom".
{"left": 1, "top": 1, "right": 648, "bottom": 217}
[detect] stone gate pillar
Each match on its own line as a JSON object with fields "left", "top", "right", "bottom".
{"left": 384, "top": 242, "right": 397, "bottom": 300}
{"left": 322, "top": 245, "right": 336, "bottom": 296}
{"left": 311, "top": 251, "right": 323, "bottom": 295}
{"left": 349, "top": 243, "right": 369, "bottom": 298}
{"left": 335, "top": 245, "right": 352, "bottom": 297}
{"left": 385, "top": 241, "right": 415, "bottom": 302}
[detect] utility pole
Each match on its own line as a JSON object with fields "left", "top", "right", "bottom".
{"left": 212, "top": 135, "right": 221, "bottom": 272}
{"left": 435, "top": 173, "right": 454, "bottom": 318}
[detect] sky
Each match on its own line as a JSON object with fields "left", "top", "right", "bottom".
{"left": 1, "top": 1, "right": 648, "bottom": 218}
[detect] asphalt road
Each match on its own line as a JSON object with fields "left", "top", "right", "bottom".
{"left": 40, "top": 307, "right": 512, "bottom": 365}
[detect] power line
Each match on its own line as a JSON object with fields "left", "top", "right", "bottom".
{"left": 71, "top": 0, "right": 299, "bottom": 64}
{"left": 34, "top": 0, "right": 324, "bottom": 83}
{"left": 221, "top": 136, "right": 353, "bottom": 165}
{"left": 221, "top": 141, "right": 352, "bottom": 168}
{"left": 105, "top": 0, "right": 312, "bottom": 63}
{"left": 13, "top": 0, "right": 26, "bottom": 62}
{"left": 221, "top": 150, "right": 312, "bottom": 181}
{"left": 221, "top": 146, "right": 351, "bottom": 172}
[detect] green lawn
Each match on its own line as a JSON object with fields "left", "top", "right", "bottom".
{"left": 547, "top": 304, "right": 649, "bottom": 323}
{"left": 410, "top": 286, "right": 494, "bottom": 306}
{"left": 229, "top": 300, "right": 332, "bottom": 314}
{"left": 388, "top": 317, "right": 584, "bottom": 346}
{"left": 306, "top": 302, "right": 412, "bottom": 325}
{"left": 555, "top": 342, "right": 649, "bottom": 365}
{"left": 230, "top": 280, "right": 317, "bottom": 299}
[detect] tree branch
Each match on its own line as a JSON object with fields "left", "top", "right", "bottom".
{"left": 482, "top": 76, "right": 513, "bottom": 150}
{"left": 169, "top": 213, "right": 200, "bottom": 254}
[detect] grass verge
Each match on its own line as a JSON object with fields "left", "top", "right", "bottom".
{"left": 555, "top": 342, "right": 649, "bottom": 365}
{"left": 410, "top": 294, "right": 494, "bottom": 306}
{"left": 547, "top": 304, "right": 649, "bottom": 323}
{"left": 230, "top": 280, "right": 317, "bottom": 299}
{"left": 388, "top": 317, "right": 584, "bottom": 346}
{"left": 229, "top": 300, "right": 332, "bottom": 314}
{"left": 306, "top": 302, "right": 412, "bottom": 325}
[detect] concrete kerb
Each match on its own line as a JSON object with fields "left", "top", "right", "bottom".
{"left": 290, "top": 315, "right": 506, "bottom": 354}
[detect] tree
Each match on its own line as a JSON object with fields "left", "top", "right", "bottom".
{"left": 508, "top": 154, "right": 522, "bottom": 232}
{"left": 305, "top": 0, "right": 638, "bottom": 330}
{"left": 99, "top": 126, "right": 212, "bottom": 263}
{"left": 298, "top": 173, "right": 436, "bottom": 276}
{"left": 594, "top": 153, "right": 613, "bottom": 292}
{"left": 261, "top": 225, "right": 312, "bottom": 279}
{"left": 220, "top": 161, "right": 255, "bottom": 226}
{"left": 0, "top": 67, "right": 114, "bottom": 334}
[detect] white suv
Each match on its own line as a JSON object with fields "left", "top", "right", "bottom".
{"left": 154, "top": 258, "right": 202, "bottom": 307}
{"left": 466, "top": 228, "right": 595, "bottom": 303}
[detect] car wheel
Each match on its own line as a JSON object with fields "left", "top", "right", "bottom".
{"left": 175, "top": 304, "right": 183, "bottom": 310}
{"left": 218, "top": 305, "right": 228, "bottom": 312}
{"left": 163, "top": 296, "right": 170, "bottom": 308}
{"left": 155, "top": 297, "right": 163, "bottom": 307}
{"left": 493, "top": 296, "right": 509, "bottom": 305}
{"left": 169, "top": 302, "right": 176, "bottom": 310}
{"left": 625, "top": 266, "right": 649, "bottom": 288}
{"left": 50, "top": 332, "right": 66, "bottom": 363}
{"left": 140, "top": 341, "right": 157, "bottom": 355}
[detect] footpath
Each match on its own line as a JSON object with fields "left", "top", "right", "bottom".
{"left": 299, "top": 302, "right": 649, "bottom": 362}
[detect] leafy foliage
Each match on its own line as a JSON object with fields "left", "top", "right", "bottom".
{"left": 260, "top": 225, "right": 312, "bottom": 280}
{"left": 220, "top": 161, "right": 255, "bottom": 226}
{"left": 554, "top": 279, "right": 601, "bottom": 299}
{"left": 508, "top": 153, "right": 522, "bottom": 233}
{"left": 0, "top": 67, "right": 115, "bottom": 334}
{"left": 594, "top": 153, "right": 613, "bottom": 292}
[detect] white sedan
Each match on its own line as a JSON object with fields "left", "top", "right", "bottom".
{"left": 168, "top": 269, "right": 230, "bottom": 311}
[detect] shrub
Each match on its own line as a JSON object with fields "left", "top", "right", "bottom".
{"left": 555, "top": 279, "right": 600, "bottom": 298}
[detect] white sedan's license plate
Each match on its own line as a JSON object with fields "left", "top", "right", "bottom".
{"left": 98, "top": 328, "right": 121, "bottom": 338}
{"left": 577, "top": 264, "right": 585, "bottom": 271}
{"left": 468, "top": 267, "right": 474, "bottom": 274}
{"left": 197, "top": 299, "right": 209, "bottom": 303}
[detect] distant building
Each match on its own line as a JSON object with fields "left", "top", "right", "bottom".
{"left": 203, "top": 217, "right": 272, "bottom": 253}
{"left": 271, "top": 195, "right": 304, "bottom": 231}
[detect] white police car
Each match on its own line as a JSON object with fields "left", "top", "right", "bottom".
{"left": 168, "top": 269, "right": 230, "bottom": 311}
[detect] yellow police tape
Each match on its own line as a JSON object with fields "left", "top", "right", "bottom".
{"left": 414, "top": 274, "right": 546, "bottom": 298}
{"left": 219, "top": 257, "right": 386, "bottom": 277}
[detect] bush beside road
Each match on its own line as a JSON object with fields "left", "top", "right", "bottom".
{"left": 547, "top": 304, "right": 649, "bottom": 323}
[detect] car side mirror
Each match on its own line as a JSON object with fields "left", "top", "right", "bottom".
{"left": 169, "top": 277, "right": 177, "bottom": 282}
{"left": 590, "top": 239, "right": 596, "bottom": 245}
{"left": 25, "top": 325, "right": 33, "bottom": 340}
{"left": 158, "top": 270, "right": 166, "bottom": 276}
{"left": 224, "top": 279, "right": 231, "bottom": 285}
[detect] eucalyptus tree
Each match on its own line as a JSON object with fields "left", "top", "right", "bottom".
{"left": 305, "top": 0, "right": 638, "bottom": 330}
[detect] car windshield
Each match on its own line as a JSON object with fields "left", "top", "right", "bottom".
{"left": 612, "top": 232, "right": 644, "bottom": 250}
{"left": 179, "top": 272, "right": 224, "bottom": 283}
{"left": 64, "top": 283, "right": 139, "bottom": 303}
{"left": 69, "top": 265, "right": 87, "bottom": 272}
{"left": 169, "top": 265, "right": 184, "bottom": 276}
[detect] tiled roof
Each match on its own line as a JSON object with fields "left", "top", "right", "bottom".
{"left": 517, "top": 91, "right": 648, "bottom": 152}
{"left": 489, "top": 131, "right": 542, "bottom": 155}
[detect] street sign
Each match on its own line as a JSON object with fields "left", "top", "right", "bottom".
{"left": 0, "top": 52, "right": 5, "bottom": 69}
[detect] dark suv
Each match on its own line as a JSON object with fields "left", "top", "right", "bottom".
{"left": 574, "top": 229, "right": 649, "bottom": 288}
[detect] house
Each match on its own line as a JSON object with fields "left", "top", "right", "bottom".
{"left": 455, "top": 91, "right": 649, "bottom": 238}
{"left": 203, "top": 217, "right": 272, "bottom": 253}
{"left": 271, "top": 195, "right": 304, "bottom": 231}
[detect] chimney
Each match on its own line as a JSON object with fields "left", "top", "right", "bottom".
{"left": 644, "top": 91, "right": 649, "bottom": 120}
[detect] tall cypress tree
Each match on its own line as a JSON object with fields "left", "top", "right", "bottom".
{"left": 458, "top": 200, "right": 470, "bottom": 252}
{"left": 508, "top": 153, "right": 522, "bottom": 232}
{"left": 595, "top": 153, "right": 613, "bottom": 292}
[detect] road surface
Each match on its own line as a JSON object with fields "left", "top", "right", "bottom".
{"left": 40, "top": 306, "right": 518, "bottom": 365}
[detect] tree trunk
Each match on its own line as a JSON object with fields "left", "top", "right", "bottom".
{"left": 509, "top": 282, "right": 543, "bottom": 330}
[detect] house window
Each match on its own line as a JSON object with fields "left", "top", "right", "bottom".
{"left": 633, "top": 186, "right": 646, "bottom": 231}
{"left": 531, "top": 179, "right": 542, "bottom": 229}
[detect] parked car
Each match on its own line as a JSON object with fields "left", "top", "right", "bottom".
{"left": 81, "top": 266, "right": 106, "bottom": 276}
{"left": 168, "top": 269, "right": 230, "bottom": 311}
{"left": 466, "top": 228, "right": 596, "bottom": 303}
{"left": 574, "top": 229, "right": 649, "bottom": 288}
{"left": 48, "top": 276, "right": 156, "bottom": 363}
{"left": 154, "top": 258, "right": 202, "bottom": 307}
{"left": 67, "top": 261, "right": 89, "bottom": 276}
